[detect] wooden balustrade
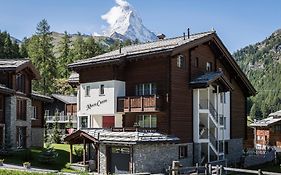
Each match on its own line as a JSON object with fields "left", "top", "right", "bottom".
{"left": 117, "top": 95, "right": 161, "bottom": 112}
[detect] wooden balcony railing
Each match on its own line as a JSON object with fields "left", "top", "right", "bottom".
{"left": 117, "top": 95, "right": 161, "bottom": 112}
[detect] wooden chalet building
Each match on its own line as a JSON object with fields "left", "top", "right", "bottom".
{"left": 250, "top": 110, "right": 281, "bottom": 150}
{"left": 45, "top": 94, "right": 77, "bottom": 134}
{"left": 65, "top": 31, "right": 256, "bottom": 174}
{"left": 0, "top": 59, "right": 50, "bottom": 149}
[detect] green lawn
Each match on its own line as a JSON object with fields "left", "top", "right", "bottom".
{"left": 0, "top": 144, "right": 82, "bottom": 172}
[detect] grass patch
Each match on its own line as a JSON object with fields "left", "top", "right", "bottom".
{"left": 0, "top": 144, "right": 82, "bottom": 172}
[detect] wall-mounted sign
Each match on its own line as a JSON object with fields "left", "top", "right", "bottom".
{"left": 86, "top": 99, "right": 108, "bottom": 110}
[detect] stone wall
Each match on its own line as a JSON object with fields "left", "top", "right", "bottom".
{"left": 4, "top": 96, "right": 33, "bottom": 149}
{"left": 243, "top": 149, "right": 275, "bottom": 168}
{"left": 133, "top": 143, "right": 179, "bottom": 174}
{"left": 225, "top": 138, "right": 243, "bottom": 165}
{"left": 31, "top": 128, "right": 44, "bottom": 147}
{"left": 178, "top": 143, "right": 193, "bottom": 167}
{"left": 98, "top": 144, "right": 107, "bottom": 174}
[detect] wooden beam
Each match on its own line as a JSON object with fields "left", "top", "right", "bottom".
{"left": 70, "top": 144, "right": 73, "bottom": 164}
{"left": 83, "top": 138, "right": 86, "bottom": 165}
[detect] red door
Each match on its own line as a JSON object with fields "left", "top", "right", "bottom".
{"left": 103, "top": 116, "right": 115, "bottom": 128}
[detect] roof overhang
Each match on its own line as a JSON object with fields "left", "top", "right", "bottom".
{"left": 64, "top": 130, "right": 99, "bottom": 144}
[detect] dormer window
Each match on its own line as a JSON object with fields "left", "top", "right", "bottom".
{"left": 177, "top": 55, "right": 185, "bottom": 69}
{"left": 16, "top": 73, "right": 25, "bottom": 93}
{"left": 206, "top": 62, "right": 212, "bottom": 72}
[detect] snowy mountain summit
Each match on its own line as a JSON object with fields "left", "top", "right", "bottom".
{"left": 102, "top": 0, "right": 157, "bottom": 42}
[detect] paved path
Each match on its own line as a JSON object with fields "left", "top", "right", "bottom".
{"left": 0, "top": 163, "right": 58, "bottom": 173}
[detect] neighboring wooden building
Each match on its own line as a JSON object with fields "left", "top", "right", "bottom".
{"left": 65, "top": 31, "right": 256, "bottom": 174}
{"left": 250, "top": 110, "right": 281, "bottom": 149}
{"left": 45, "top": 94, "right": 77, "bottom": 134}
{"left": 0, "top": 59, "right": 50, "bottom": 149}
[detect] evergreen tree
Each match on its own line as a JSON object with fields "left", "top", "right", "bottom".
{"left": 27, "top": 19, "right": 57, "bottom": 94}
{"left": 57, "top": 31, "right": 72, "bottom": 78}
{"left": 20, "top": 37, "right": 29, "bottom": 58}
{"left": 84, "top": 37, "right": 103, "bottom": 58}
{"left": 71, "top": 32, "right": 86, "bottom": 61}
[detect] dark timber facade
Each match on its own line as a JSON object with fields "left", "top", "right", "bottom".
{"left": 65, "top": 31, "right": 256, "bottom": 174}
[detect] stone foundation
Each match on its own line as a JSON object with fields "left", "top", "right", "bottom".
{"left": 31, "top": 128, "right": 44, "bottom": 147}
{"left": 225, "top": 138, "right": 243, "bottom": 165}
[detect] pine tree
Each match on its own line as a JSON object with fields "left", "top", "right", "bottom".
{"left": 84, "top": 37, "right": 103, "bottom": 58}
{"left": 57, "top": 31, "right": 72, "bottom": 78}
{"left": 71, "top": 32, "right": 86, "bottom": 61}
{"left": 28, "top": 19, "right": 57, "bottom": 94}
{"left": 20, "top": 37, "right": 29, "bottom": 58}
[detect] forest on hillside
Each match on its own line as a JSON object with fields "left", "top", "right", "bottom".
{"left": 234, "top": 29, "right": 281, "bottom": 119}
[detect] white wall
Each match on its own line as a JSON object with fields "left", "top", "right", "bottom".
{"left": 78, "top": 80, "right": 125, "bottom": 115}
{"left": 218, "top": 92, "right": 230, "bottom": 140}
{"left": 77, "top": 80, "right": 125, "bottom": 129}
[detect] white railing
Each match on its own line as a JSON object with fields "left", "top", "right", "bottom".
{"left": 45, "top": 115, "right": 77, "bottom": 123}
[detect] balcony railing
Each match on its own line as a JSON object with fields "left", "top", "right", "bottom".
{"left": 117, "top": 95, "right": 161, "bottom": 112}
{"left": 45, "top": 115, "right": 77, "bottom": 123}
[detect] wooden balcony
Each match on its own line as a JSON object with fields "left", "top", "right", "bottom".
{"left": 117, "top": 95, "right": 161, "bottom": 112}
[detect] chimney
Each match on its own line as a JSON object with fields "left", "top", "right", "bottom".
{"left": 157, "top": 33, "right": 166, "bottom": 40}
{"left": 187, "top": 28, "right": 190, "bottom": 39}
{"left": 119, "top": 42, "right": 122, "bottom": 54}
{"left": 183, "top": 32, "right": 186, "bottom": 40}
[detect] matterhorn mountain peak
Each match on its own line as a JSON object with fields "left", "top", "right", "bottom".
{"left": 101, "top": 0, "right": 157, "bottom": 42}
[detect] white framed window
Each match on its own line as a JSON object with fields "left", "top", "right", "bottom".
{"left": 206, "top": 62, "right": 212, "bottom": 72}
{"left": 99, "top": 84, "right": 105, "bottom": 95}
{"left": 31, "top": 106, "right": 37, "bottom": 120}
{"left": 220, "top": 92, "right": 226, "bottom": 103}
{"left": 179, "top": 145, "right": 188, "bottom": 159}
{"left": 177, "top": 55, "right": 185, "bottom": 69}
{"left": 80, "top": 116, "right": 88, "bottom": 129}
{"left": 137, "top": 114, "right": 157, "bottom": 128}
{"left": 135, "top": 83, "right": 157, "bottom": 96}
{"left": 85, "top": 85, "right": 90, "bottom": 97}
{"left": 44, "top": 110, "right": 49, "bottom": 116}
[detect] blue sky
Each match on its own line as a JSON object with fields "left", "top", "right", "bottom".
{"left": 1, "top": 0, "right": 281, "bottom": 52}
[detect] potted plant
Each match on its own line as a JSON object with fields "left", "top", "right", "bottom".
{"left": 0, "top": 159, "right": 4, "bottom": 166}
{"left": 23, "top": 162, "right": 31, "bottom": 169}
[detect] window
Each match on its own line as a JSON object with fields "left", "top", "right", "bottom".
{"left": 16, "top": 73, "right": 25, "bottom": 93}
{"left": 206, "top": 62, "right": 212, "bottom": 72}
{"left": 102, "top": 116, "right": 115, "bottom": 128}
{"left": 85, "top": 86, "right": 90, "bottom": 97}
{"left": 220, "top": 92, "right": 226, "bottom": 103}
{"left": 16, "top": 127, "right": 26, "bottom": 149}
{"left": 100, "top": 84, "right": 105, "bottom": 95}
{"left": 80, "top": 116, "right": 88, "bottom": 129}
{"left": 179, "top": 145, "right": 188, "bottom": 159}
{"left": 225, "top": 141, "right": 229, "bottom": 154}
{"left": 177, "top": 55, "right": 185, "bottom": 69}
{"left": 137, "top": 115, "right": 157, "bottom": 128}
{"left": 44, "top": 110, "right": 50, "bottom": 116}
{"left": 194, "top": 57, "right": 199, "bottom": 67}
{"left": 135, "top": 83, "right": 157, "bottom": 96}
{"left": 31, "top": 106, "right": 37, "bottom": 119}
{"left": 16, "top": 99, "right": 26, "bottom": 120}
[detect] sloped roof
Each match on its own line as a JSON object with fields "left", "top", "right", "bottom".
{"left": 31, "top": 92, "right": 53, "bottom": 103}
{"left": 68, "top": 72, "right": 79, "bottom": 84}
{"left": 51, "top": 94, "right": 77, "bottom": 104}
{"left": 68, "top": 30, "right": 256, "bottom": 96}
{"left": 269, "top": 110, "right": 281, "bottom": 117}
{"left": 0, "top": 59, "right": 40, "bottom": 79}
{"left": 0, "top": 84, "right": 14, "bottom": 94}
{"left": 250, "top": 116, "right": 281, "bottom": 127}
{"left": 64, "top": 129, "right": 179, "bottom": 145}
{"left": 190, "top": 71, "right": 233, "bottom": 91}
{"left": 69, "top": 31, "right": 214, "bottom": 68}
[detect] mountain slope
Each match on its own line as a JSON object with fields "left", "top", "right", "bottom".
{"left": 101, "top": 0, "right": 157, "bottom": 42}
{"left": 234, "top": 29, "right": 281, "bottom": 119}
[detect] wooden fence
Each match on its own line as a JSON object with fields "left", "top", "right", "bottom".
{"left": 167, "top": 163, "right": 281, "bottom": 175}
